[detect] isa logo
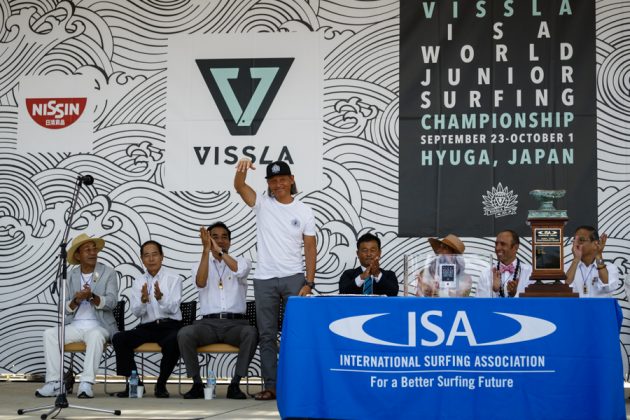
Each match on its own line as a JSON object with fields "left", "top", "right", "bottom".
{"left": 17, "top": 75, "right": 94, "bottom": 153}
{"left": 166, "top": 32, "right": 323, "bottom": 193}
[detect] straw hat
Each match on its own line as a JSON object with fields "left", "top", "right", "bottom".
{"left": 67, "top": 233, "right": 105, "bottom": 265}
{"left": 428, "top": 234, "right": 465, "bottom": 254}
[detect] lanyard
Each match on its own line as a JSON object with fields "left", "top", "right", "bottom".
{"left": 212, "top": 260, "right": 228, "bottom": 289}
{"left": 497, "top": 259, "right": 520, "bottom": 298}
{"left": 79, "top": 273, "right": 93, "bottom": 307}
{"left": 80, "top": 272, "right": 93, "bottom": 288}
{"left": 578, "top": 264, "right": 596, "bottom": 296}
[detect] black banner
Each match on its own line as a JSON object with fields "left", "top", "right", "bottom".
{"left": 399, "top": 0, "right": 596, "bottom": 237}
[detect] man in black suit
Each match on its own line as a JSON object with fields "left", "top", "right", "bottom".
{"left": 339, "top": 233, "right": 399, "bottom": 296}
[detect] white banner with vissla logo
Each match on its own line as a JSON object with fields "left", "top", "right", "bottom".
{"left": 17, "top": 75, "right": 95, "bottom": 153}
{"left": 165, "top": 32, "right": 324, "bottom": 193}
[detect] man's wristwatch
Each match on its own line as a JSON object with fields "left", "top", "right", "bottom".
{"left": 596, "top": 258, "right": 605, "bottom": 269}
{"left": 305, "top": 281, "right": 315, "bottom": 289}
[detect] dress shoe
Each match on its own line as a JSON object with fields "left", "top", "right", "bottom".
{"left": 116, "top": 383, "right": 129, "bottom": 398}
{"left": 154, "top": 383, "right": 170, "bottom": 398}
{"left": 226, "top": 383, "right": 247, "bottom": 399}
{"left": 183, "top": 382, "right": 205, "bottom": 399}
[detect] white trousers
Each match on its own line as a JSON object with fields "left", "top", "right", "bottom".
{"left": 43, "top": 324, "right": 109, "bottom": 383}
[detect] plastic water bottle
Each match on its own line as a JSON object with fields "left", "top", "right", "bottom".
{"left": 207, "top": 370, "right": 216, "bottom": 399}
{"left": 129, "top": 370, "right": 139, "bottom": 398}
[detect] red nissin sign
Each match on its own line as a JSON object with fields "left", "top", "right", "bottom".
{"left": 26, "top": 98, "right": 87, "bottom": 129}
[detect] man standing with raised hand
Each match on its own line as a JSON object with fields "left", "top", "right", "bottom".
{"left": 234, "top": 158, "right": 317, "bottom": 401}
{"left": 565, "top": 225, "right": 618, "bottom": 297}
{"left": 36, "top": 233, "right": 119, "bottom": 399}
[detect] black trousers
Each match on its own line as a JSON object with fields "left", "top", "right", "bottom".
{"left": 112, "top": 320, "right": 182, "bottom": 384}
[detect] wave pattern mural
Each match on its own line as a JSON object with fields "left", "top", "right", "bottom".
{"left": 0, "top": 0, "right": 629, "bottom": 381}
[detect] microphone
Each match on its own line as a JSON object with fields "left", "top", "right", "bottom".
{"left": 78, "top": 174, "right": 94, "bottom": 186}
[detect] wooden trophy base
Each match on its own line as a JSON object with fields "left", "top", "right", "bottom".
{"left": 520, "top": 281, "right": 579, "bottom": 298}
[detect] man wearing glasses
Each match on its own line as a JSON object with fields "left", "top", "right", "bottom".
{"left": 565, "top": 225, "right": 619, "bottom": 297}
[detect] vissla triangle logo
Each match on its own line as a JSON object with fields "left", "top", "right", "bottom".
{"left": 196, "top": 58, "right": 294, "bottom": 135}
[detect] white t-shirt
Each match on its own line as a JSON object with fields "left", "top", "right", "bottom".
{"left": 253, "top": 193, "right": 316, "bottom": 279}
{"left": 72, "top": 272, "right": 100, "bottom": 329}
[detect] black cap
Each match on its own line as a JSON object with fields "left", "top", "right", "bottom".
{"left": 265, "top": 161, "right": 292, "bottom": 179}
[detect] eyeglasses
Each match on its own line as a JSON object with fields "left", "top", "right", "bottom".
{"left": 574, "top": 237, "right": 593, "bottom": 244}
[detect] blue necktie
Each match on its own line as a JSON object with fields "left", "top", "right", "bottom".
{"left": 363, "top": 276, "right": 373, "bottom": 295}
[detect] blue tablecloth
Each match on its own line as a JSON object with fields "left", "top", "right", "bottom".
{"left": 277, "top": 297, "right": 625, "bottom": 420}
